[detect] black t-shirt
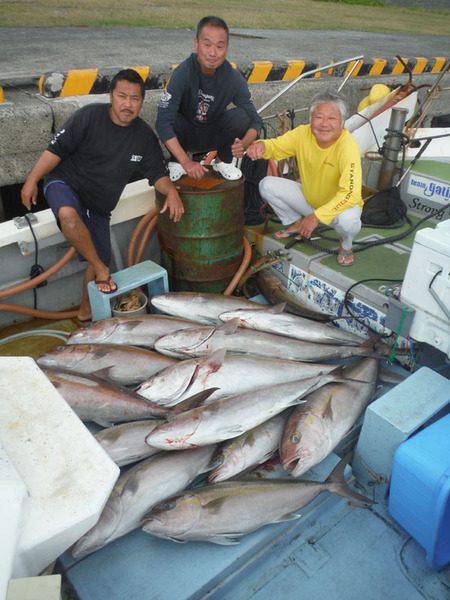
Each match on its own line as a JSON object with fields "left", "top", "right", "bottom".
{"left": 155, "top": 53, "right": 263, "bottom": 143}
{"left": 46, "top": 103, "right": 168, "bottom": 216}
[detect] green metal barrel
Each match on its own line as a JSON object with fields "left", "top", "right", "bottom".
{"left": 156, "top": 174, "right": 244, "bottom": 293}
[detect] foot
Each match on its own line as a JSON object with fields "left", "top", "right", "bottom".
{"left": 95, "top": 276, "right": 118, "bottom": 294}
{"left": 274, "top": 230, "right": 301, "bottom": 240}
{"left": 337, "top": 246, "right": 354, "bottom": 267}
{"left": 168, "top": 161, "right": 187, "bottom": 182}
{"left": 212, "top": 159, "right": 242, "bottom": 181}
{"left": 76, "top": 310, "right": 92, "bottom": 323}
{"left": 274, "top": 227, "right": 301, "bottom": 240}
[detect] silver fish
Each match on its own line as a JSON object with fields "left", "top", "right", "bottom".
{"left": 220, "top": 305, "right": 362, "bottom": 346}
{"left": 137, "top": 348, "right": 336, "bottom": 406}
{"left": 280, "top": 358, "right": 378, "bottom": 477}
{"left": 37, "top": 344, "right": 177, "bottom": 386}
{"left": 150, "top": 292, "right": 264, "bottom": 324}
{"left": 145, "top": 371, "right": 341, "bottom": 450}
{"left": 208, "top": 413, "right": 289, "bottom": 483}
{"left": 44, "top": 369, "right": 170, "bottom": 426}
{"left": 72, "top": 445, "right": 215, "bottom": 558}
{"left": 95, "top": 420, "right": 163, "bottom": 467}
{"left": 67, "top": 315, "right": 199, "bottom": 348}
{"left": 154, "top": 320, "right": 376, "bottom": 362}
{"left": 142, "top": 455, "right": 372, "bottom": 544}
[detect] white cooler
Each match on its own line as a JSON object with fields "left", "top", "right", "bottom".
{"left": 401, "top": 219, "right": 450, "bottom": 357}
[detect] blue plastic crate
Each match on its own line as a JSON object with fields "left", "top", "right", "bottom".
{"left": 388, "top": 412, "right": 450, "bottom": 570}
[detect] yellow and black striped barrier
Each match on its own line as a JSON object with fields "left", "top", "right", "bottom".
{"left": 38, "top": 66, "right": 167, "bottom": 98}
{"left": 38, "top": 57, "right": 449, "bottom": 98}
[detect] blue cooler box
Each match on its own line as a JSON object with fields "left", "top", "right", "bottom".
{"left": 388, "top": 412, "right": 450, "bottom": 570}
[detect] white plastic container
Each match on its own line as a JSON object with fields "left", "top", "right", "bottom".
{"left": 401, "top": 219, "right": 450, "bottom": 356}
{"left": 112, "top": 291, "right": 148, "bottom": 317}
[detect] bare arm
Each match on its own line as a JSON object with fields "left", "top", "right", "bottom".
{"left": 246, "top": 140, "right": 266, "bottom": 161}
{"left": 164, "top": 137, "right": 207, "bottom": 180}
{"left": 154, "top": 175, "right": 185, "bottom": 223}
{"left": 21, "top": 150, "right": 61, "bottom": 209}
{"left": 231, "top": 128, "right": 259, "bottom": 159}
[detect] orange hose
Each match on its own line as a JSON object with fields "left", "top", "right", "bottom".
{"left": 134, "top": 216, "right": 157, "bottom": 265}
{"left": 0, "top": 247, "right": 76, "bottom": 300}
{"left": 0, "top": 303, "right": 78, "bottom": 320}
{"left": 223, "top": 237, "right": 252, "bottom": 296}
{"left": 127, "top": 209, "right": 157, "bottom": 267}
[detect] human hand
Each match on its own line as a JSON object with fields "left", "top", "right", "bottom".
{"left": 297, "top": 213, "right": 319, "bottom": 238}
{"left": 21, "top": 179, "right": 38, "bottom": 210}
{"left": 231, "top": 137, "right": 246, "bottom": 158}
{"left": 182, "top": 159, "right": 207, "bottom": 179}
{"left": 246, "top": 141, "right": 265, "bottom": 161}
{"left": 160, "top": 190, "right": 185, "bottom": 222}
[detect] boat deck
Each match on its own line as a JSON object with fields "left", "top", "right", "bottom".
{"left": 57, "top": 452, "right": 450, "bottom": 600}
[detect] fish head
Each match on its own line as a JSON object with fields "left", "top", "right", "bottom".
{"left": 155, "top": 326, "right": 216, "bottom": 357}
{"left": 67, "top": 319, "right": 119, "bottom": 344}
{"left": 37, "top": 345, "right": 81, "bottom": 369}
{"left": 151, "top": 293, "right": 212, "bottom": 322}
{"left": 281, "top": 411, "right": 330, "bottom": 477}
{"left": 138, "top": 359, "right": 200, "bottom": 405}
{"left": 142, "top": 493, "right": 201, "bottom": 537}
{"left": 72, "top": 492, "right": 123, "bottom": 558}
{"left": 150, "top": 293, "right": 177, "bottom": 314}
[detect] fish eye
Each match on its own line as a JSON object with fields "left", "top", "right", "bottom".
{"left": 290, "top": 433, "right": 301, "bottom": 444}
{"left": 163, "top": 501, "right": 175, "bottom": 511}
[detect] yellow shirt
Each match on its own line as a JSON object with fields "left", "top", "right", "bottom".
{"left": 262, "top": 125, "right": 363, "bottom": 225}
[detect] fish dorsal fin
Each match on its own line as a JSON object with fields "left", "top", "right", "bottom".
{"left": 266, "top": 302, "right": 286, "bottom": 314}
{"left": 217, "top": 318, "right": 240, "bottom": 335}
{"left": 171, "top": 387, "right": 220, "bottom": 415}
{"left": 204, "top": 348, "right": 227, "bottom": 372}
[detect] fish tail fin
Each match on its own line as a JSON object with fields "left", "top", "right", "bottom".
{"left": 326, "top": 452, "right": 374, "bottom": 508}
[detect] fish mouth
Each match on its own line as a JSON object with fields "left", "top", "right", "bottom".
{"left": 282, "top": 455, "right": 300, "bottom": 472}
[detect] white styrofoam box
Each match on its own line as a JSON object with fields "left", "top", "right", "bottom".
{"left": 7, "top": 575, "right": 61, "bottom": 600}
{"left": 0, "top": 443, "right": 27, "bottom": 600}
{"left": 401, "top": 220, "right": 450, "bottom": 356}
{"left": 0, "top": 357, "right": 120, "bottom": 578}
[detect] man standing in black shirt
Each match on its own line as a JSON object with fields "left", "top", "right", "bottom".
{"left": 21, "top": 69, "right": 183, "bottom": 321}
{"left": 156, "top": 16, "right": 263, "bottom": 182}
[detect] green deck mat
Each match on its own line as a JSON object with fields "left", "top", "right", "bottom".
{"left": 404, "top": 159, "right": 450, "bottom": 181}
{"left": 247, "top": 215, "right": 436, "bottom": 293}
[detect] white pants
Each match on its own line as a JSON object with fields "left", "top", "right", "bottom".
{"left": 259, "top": 176, "right": 362, "bottom": 250}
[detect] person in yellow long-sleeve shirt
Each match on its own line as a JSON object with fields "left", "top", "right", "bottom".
{"left": 246, "top": 91, "right": 363, "bottom": 266}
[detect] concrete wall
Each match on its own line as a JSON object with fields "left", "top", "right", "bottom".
{"left": 0, "top": 72, "right": 449, "bottom": 188}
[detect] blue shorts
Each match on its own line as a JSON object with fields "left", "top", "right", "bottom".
{"left": 44, "top": 180, "right": 111, "bottom": 265}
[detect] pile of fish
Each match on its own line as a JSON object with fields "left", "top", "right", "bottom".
{"left": 36, "top": 291, "right": 384, "bottom": 558}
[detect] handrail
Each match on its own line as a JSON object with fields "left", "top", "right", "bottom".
{"left": 257, "top": 55, "right": 364, "bottom": 115}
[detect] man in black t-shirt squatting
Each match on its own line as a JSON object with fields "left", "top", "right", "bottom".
{"left": 21, "top": 69, "right": 184, "bottom": 322}
{"left": 156, "top": 15, "right": 263, "bottom": 182}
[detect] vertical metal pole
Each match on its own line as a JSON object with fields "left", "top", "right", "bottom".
{"left": 377, "top": 107, "right": 409, "bottom": 191}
